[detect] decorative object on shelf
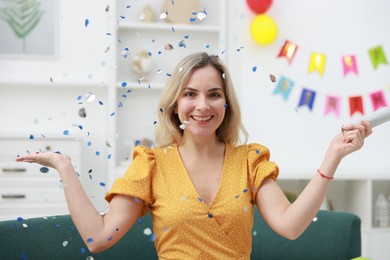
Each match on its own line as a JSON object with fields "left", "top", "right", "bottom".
{"left": 161, "top": 0, "right": 202, "bottom": 24}
{"left": 374, "top": 193, "right": 390, "bottom": 227}
{"left": 138, "top": 5, "right": 155, "bottom": 22}
{"left": 130, "top": 50, "right": 153, "bottom": 82}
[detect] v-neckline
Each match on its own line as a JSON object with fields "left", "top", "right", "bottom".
{"left": 174, "top": 143, "right": 228, "bottom": 210}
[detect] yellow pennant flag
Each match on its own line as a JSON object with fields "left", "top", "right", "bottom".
{"left": 308, "top": 52, "right": 326, "bottom": 76}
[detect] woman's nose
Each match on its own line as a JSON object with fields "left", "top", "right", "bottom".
{"left": 196, "top": 96, "right": 210, "bottom": 110}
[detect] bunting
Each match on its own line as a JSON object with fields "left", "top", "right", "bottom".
{"left": 342, "top": 55, "right": 358, "bottom": 76}
{"left": 277, "top": 40, "right": 298, "bottom": 64}
{"left": 308, "top": 52, "right": 326, "bottom": 76}
{"left": 368, "top": 45, "right": 388, "bottom": 69}
{"left": 272, "top": 76, "right": 294, "bottom": 101}
{"left": 324, "top": 95, "right": 341, "bottom": 116}
{"left": 298, "top": 88, "right": 316, "bottom": 111}
{"left": 349, "top": 96, "right": 364, "bottom": 116}
{"left": 370, "top": 90, "right": 388, "bottom": 111}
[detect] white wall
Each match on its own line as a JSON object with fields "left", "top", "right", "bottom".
{"left": 227, "top": 0, "right": 390, "bottom": 177}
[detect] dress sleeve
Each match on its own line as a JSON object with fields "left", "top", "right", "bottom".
{"left": 247, "top": 143, "right": 279, "bottom": 201}
{"left": 105, "top": 146, "right": 155, "bottom": 216}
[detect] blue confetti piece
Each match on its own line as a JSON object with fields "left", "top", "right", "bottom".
{"left": 55, "top": 224, "right": 61, "bottom": 229}
{"left": 106, "top": 32, "right": 112, "bottom": 36}
{"left": 107, "top": 236, "right": 113, "bottom": 241}
{"left": 252, "top": 66, "right": 257, "bottom": 72}
{"left": 184, "top": 35, "right": 189, "bottom": 39}
{"left": 110, "top": 112, "right": 116, "bottom": 116}
{"left": 20, "top": 253, "right": 28, "bottom": 260}
{"left": 208, "top": 213, "right": 214, "bottom": 218}
{"left": 87, "top": 141, "right": 92, "bottom": 146}
{"left": 118, "top": 101, "right": 123, "bottom": 108}
{"left": 127, "top": 89, "right": 132, "bottom": 93}
{"left": 63, "top": 130, "right": 70, "bottom": 136}
{"left": 89, "top": 174, "right": 92, "bottom": 180}
{"left": 86, "top": 237, "right": 93, "bottom": 243}
{"left": 256, "top": 149, "right": 260, "bottom": 154}
{"left": 99, "top": 101, "right": 103, "bottom": 105}
{"left": 120, "top": 15, "right": 125, "bottom": 19}
{"left": 166, "top": 73, "right": 172, "bottom": 77}
{"left": 135, "top": 140, "right": 141, "bottom": 146}
{"left": 243, "top": 189, "right": 248, "bottom": 193}
{"left": 147, "top": 52, "right": 152, "bottom": 56}
{"left": 99, "top": 182, "right": 106, "bottom": 187}
{"left": 205, "top": 44, "right": 210, "bottom": 48}
{"left": 160, "top": 108, "right": 164, "bottom": 112}
{"left": 108, "top": 154, "right": 112, "bottom": 159}
{"left": 235, "top": 195, "right": 239, "bottom": 198}
{"left": 40, "top": 167, "right": 49, "bottom": 173}
{"left": 85, "top": 19, "right": 89, "bottom": 28}
{"left": 134, "top": 198, "right": 141, "bottom": 203}
{"left": 126, "top": 5, "right": 131, "bottom": 8}
{"left": 77, "top": 95, "right": 82, "bottom": 100}
{"left": 17, "top": 217, "right": 24, "bottom": 222}
{"left": 150, "top": 234, "right": 156, "bottom": 242}
{"left": 198, "top": 198, "right": 202, "bottom": 202}
{"left": 95, "top": 151, "right": 100, "bottom": 156}
{"left": 171, "top": 27, "right": 175, "bottom": 32}
{"left": 153, "top": 121, "right": 157, "bottom": 125}
{"left": 69, "top": 226, "right": 75, "bottom": 231}
{"left": 29, "top": 134, "right": 34, "bottom": 140}
{"left": 121, "top": 82, "right": 127, "bottom": 87}
{"left": 80, "top": 248, "right": 86, "bottom": 254}
{"left": 189, "top": 17, "right": 196, "bottom": 22}
{"left": 158, "top": 51, "right": 162, "bottom": 55}
{"left": 224, "top": 104, "right": 229, "bottom": 108}
{"left": 122, "top": 94, "right": 127, "bottom": 98}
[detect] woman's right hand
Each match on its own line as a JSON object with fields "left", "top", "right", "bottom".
{"left": 16, "top": 151, "right": 72, "bottom": 170}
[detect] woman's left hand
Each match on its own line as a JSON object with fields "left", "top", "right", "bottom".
{"left": 328, "top": 120, "right": 372, "bottom": 159}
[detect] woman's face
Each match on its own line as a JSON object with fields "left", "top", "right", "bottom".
{"left": 175, "top": 65, "right": 226, "bottom": 141}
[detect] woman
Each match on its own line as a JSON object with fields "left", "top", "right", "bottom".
{"left": 16, "top": 52, "right": 372, "bottom": 259}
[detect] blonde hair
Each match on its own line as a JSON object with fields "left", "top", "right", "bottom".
{"left": 155, "top": 52, "right": 248, "bottom": 147}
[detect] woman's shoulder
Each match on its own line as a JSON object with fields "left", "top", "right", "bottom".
{"left": 230, "top": 142, "right": 270, "bottom": 154}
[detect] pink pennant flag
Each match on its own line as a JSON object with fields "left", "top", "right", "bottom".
{"left": 324, "top": 95, "right": 341, "bottom": 116}
{"left": 370, "top": 90, "right": 388, "bottom": 111}
{"left": 342, "top": 55, "right": 358, "bottom": 76}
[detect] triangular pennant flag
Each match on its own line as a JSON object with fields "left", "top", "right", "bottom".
{"left": 342, "top": 55, "right": 358, "bottom": 76}
{"left": 368, "top": 45, "right": 388, "bottom": 69}
{"left": 370, "top": 90, "right": 388, "bottom": 111}
{"left": 277, "top": 40, "right": 298, "bottom": 64}
{"left": 298, "top": 88, "right": 316, "bottom": 111}
{"left": 324, "top": 95, "right": 341, "bottom": 116}
{"left": 349, "top": 96, "right": 364, "bottom": 116}
{"left": 272, "top": 76, "right": 294, "bottom": 101}
{"left": 308, "top": 52, "right": 326, "bottom": 76}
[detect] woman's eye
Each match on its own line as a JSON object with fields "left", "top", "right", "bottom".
{"left": 184, "top": 92, "right": 195, "bottom": 97}
{"left": 210, "top": 92, "right": 221, "bottom": 98}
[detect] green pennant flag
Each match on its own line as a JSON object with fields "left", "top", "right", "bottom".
{"left": 368, "top": 45, "right": 388, "bottom": 69}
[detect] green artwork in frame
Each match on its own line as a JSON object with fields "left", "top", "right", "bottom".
{"left": 0, "top": 0, "right": 57, "bottom": 57}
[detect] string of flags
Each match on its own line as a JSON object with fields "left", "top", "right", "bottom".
{"left": 273, "top": 40, "right": 389, "bottom": 116}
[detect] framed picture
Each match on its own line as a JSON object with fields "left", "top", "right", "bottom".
{"left": 0, "top": 0, "right": 58, "bottom": 59}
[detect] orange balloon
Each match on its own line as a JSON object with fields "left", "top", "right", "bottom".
{"left": 250, "top": 14, "right": 278, "bottom": 45}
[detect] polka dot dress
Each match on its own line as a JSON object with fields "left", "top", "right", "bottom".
{"left": 106, "top": 143, "right": 279, "bottom": 259}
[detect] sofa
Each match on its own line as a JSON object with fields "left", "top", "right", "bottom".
{"left": 0, "top": 209, "right": 361, "bottom": 260}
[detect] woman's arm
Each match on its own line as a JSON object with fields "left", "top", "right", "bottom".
{"left": 16, "top": 152, "right": 143, "bottom": 253}
{"left": 256, "top": 120, "right": 372, "bottom": 240}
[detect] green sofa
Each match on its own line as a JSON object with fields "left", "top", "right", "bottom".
{"left": 0, "top": 210, "right": 361, "bottom": 259}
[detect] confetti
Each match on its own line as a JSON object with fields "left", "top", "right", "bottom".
{"left": 99, "top": 182, "right": 106, "bottom": 187}
{"left": 63, "top": 130, "right": 70, "bottom": 136}
{"left": 85, "top": 92, "right": 95, "bottom": 102}
{"left": 29, "top": 134, "right": 34, "bottom": 140}
{"left": 105, "top": 5, "right": 109, "bottom": 12}
{"left": 208, "top": 213, "right": 214, "bottom": 218}
{"left": 313, "top": 217, "right": 318, "bottom": 222}
{"left": 17, "top": 217, "right": 24, "bottom": 222}
{"left": 189, "top": 17, "right": 196, "bottom": 22}
{"left": 143, "top": 228, "right": 152, "bottom": 235}
{"left": 86, "top": 237, "right": 94, "bottom": 243}
{"left": 85, "top": 19, "right": 89, "bottom": 28}
{"left": 252, "top": 66, "right": 257, "bottom": 72}
{"left": 270, "top": 74, "right": 277, "bottom": 82}
{"left": 95, "top": 151, "right": 100, "bottom": 156}
{"left": 107, "top": 154, "right": 112, "bottom": 159}
{"left": 177, "top": 40, "right": 186, "bottom": 48}
{"left": 121, "top": 82, "right": 127, "bottom": 87}
{"left": 160, "top": 12, "right": 167, "bottom": 20}
{"left": 197, "top": 11, "right": 207, "bottom": 20}
{"left": 62, "top": 241, "right": 68, "bottom": 247}
{"left": 164, "top": 43, "right": 173, "bottom": 51}
{"left": 40, "top": 167, "right": 49, "bottom": 173}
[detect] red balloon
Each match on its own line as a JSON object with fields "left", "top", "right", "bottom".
{"left": 246, "top": 0, "right": 273, "bottom": 14}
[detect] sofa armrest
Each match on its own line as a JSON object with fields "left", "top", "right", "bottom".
{"left": 251, "top": 209, "right": 361, "bottom": 260}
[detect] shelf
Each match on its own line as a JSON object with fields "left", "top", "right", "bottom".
{"left": 119, "top": 21, "right": 220, "bottom": 33}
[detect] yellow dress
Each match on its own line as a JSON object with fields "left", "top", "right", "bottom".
{"left": 105, "top": 143, "right": 278, "bottom": 259}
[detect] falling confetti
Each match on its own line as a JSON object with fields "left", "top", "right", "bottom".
{"left": 85, "top": 19, "right": 89, "bottom": 28}
{"left": 63, "top": 130, "right": 70, "bottom": 136}
{"left": 197, "top": 11, "right": 207, "bottom": 20}
{"left": 164, "top": 43, "right": 173, "bottom": 51}
{"left": 160, "top": 12, "right": 167, "bottom": 20}
{"left": 85, "top": 92, "right": 95, "bottom": 102}
{"left": 252, "top": 66, "right": 257, "bottom": 72}
{"left": 143, "top": 228, "right": 152, "bottom": 235}
{"left": 40, "top": 167, "right": 49, "bottom": 173}
{"left": 270, "top": 74, "right": 277, "bottom": 82}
